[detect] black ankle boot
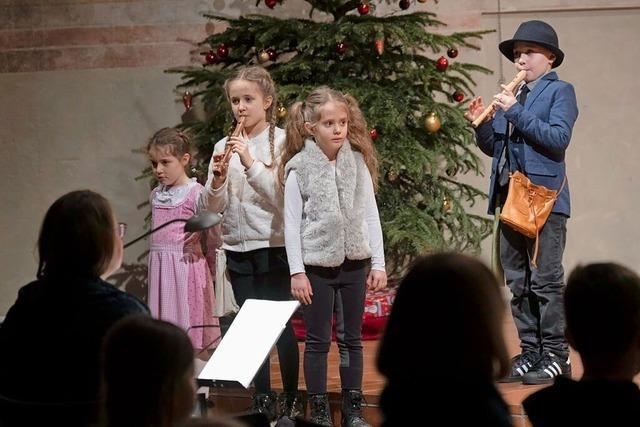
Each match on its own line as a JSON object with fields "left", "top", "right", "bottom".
{"left": 275, "top": 391, "right": 304, "bottom": 427}
{"left": 308, "top": 393, "right": 332, "bottom": 427}
{"left": 251, "top": 390, "right": 277, "bottom": 421}
{"left": 341, "top": 389, "right": 370, "bottom": 427}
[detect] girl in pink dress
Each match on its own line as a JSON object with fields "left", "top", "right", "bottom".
{"left": 147, "top": 128, "right": 220, "bottom": 350}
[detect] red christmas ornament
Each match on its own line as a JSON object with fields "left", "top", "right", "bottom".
{"left": 336, "top": 41, "right": 347, "bottom": 55}
{"left": 447, "top": 47, "right": 459, "bottom": 58}
{"left": 453, "top": 90, "right": 465, "bottom": 102}
{"left": 435, "top": 56, "right": 448, "bottom": 71}
{"left": 369, "top": 128, "right": 379, "bottom": 140}
{"left": 267, "top": 47, "right": 277, "bottom": 61}
{"left": 357, "top": 2, "right": 370, "bottom": 15}
{"left": 217, "top": 43, "right": 229, "bottom": 59}
{"left": 205, "top": 50, "right": 216, "bottom": 64}
{"left": 265, "top": 0, "right": 277, "bottom": 8}
{"left": 182, "top": 91, "right": 193, "bottom": 111}
{"left": 399, "top": 0, "right": 410, "bottom": 10}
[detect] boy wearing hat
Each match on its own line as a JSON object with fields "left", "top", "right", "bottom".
{"left": 465, "top": 20, "right": 579, "bottom": 385}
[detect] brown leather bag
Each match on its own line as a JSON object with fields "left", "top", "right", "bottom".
{"left": 499, "top": 171, "right": 566, "bottom": 266}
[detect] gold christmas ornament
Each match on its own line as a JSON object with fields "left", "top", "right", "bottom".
{"left": 424, "top": 112, "right": 441, "bottom": 133}
{"left": 417, "top": 0, "right": 428, "bottom": 3}
{"left": 442, "top": 197, "right": 452, "bottom": 213}
{"left": 258, "top": 50, "right": 270, "bottom": 63}
{"left": 277, "top": 105, "right": 288, "bottom": 119}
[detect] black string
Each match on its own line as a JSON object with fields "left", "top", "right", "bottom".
{"left": 187, "top": 324, "right": 223, "bottom": 355}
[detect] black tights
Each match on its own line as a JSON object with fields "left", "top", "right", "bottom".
{"left": 227, "top": 248, "right": 299, "bottom": 393}
{"left": 303, "top": 259, "right": 368, "bottom": 394}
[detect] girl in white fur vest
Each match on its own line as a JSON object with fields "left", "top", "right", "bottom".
{"left": 280, "top": 86, "right": 387, "bottom": 427}
{"left": 203, "top": 66, "right": 300, "bottom": 424}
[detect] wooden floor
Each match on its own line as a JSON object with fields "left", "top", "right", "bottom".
{"left": 205, "top": 312, "right": 640, "bottom": 426}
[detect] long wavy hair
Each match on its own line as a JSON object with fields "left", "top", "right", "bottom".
{"left": 223, "top": 66, "right": 278, "bottom": 168}
{"left": 278, "top": 86, "right": 379, "bottom": 189}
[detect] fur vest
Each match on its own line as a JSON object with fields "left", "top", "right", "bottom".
{"left": 285, "top": 139, "right": 372, "bottom": 267}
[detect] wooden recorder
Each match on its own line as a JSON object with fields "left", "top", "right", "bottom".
{"left": 471, "top": 70, "right": 527, "bottom": 128}
{"left": 213, "top": 116, "right": 245, "bottom": 177}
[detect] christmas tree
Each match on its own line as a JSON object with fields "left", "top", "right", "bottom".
{"left": 170, "top": 0, "right": 493, "bottom": 278}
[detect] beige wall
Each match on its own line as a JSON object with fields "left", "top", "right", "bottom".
{"left": 2, "top": 0, "right": 639, "bottom": 314}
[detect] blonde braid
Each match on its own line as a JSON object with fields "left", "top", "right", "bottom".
{"left": 264, "top": 106, "right": 277, "bottom": 168}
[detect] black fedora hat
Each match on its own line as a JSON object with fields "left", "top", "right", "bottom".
{"left": 499, "top": 20, "right": 564, "bottom": 68}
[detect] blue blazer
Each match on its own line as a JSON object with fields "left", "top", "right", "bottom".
{"left": 475, "top": 71, "right": 578, "bottom": 216}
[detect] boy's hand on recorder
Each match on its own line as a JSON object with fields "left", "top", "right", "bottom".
{"left": 494, "top": 85, "right": 517, "bottom": 111}
{"left": 367, "top": 269, "right": 388, "bottom": 292}
{"left": 464, "top": 96, "right": 494, "bottom": 124}
{"left": 291, "top": 273, "right": 313, "bottom": 305}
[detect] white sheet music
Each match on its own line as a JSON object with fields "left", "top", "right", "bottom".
{"left": 197, "top": 299, "right": 300, "bottom": 388}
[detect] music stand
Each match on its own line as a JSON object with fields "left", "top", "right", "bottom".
{"left": 197, "top": 299, "right": 300, "bottom": 389}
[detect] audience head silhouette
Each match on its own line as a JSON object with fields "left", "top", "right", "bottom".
{"left": 565, "top": 262, "right": 640, "bottom": 379}
{"left": 102, "top": 315, "right": 196, "bottom": 427}
{"left": 37, "top": 189, "right": 123, "bottom": 280}
{"left": 0, "top": 190, "right": 148, "bottom": 426}
{"left": 377, "top": 252, "right": 510, "bottom": 383}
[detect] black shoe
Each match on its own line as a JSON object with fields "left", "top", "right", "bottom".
{"left": 522, "top": 352, "right": 571, "bottom": 385}
{"left": 341, "top": 389, "right": 371, "bottom": 427}
{"left": 275, "top": 391, "right": 304, "bottom": 427}
{"left": 251, "top": 391, "right": 277, "bottom": 421}
{"left": 498, "top": 351, "right": 541, "bottom": 383}
{"left": 308, "top": 393, "right": 332, "bottom": 427}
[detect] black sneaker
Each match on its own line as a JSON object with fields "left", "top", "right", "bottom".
{"left": 498, "top": 351, "right": 541, "bottom": 383}
{"left": 522, "top": 352, "right": 571, "bottom": 385}
{"left": 250, "top": 391, "right": 277, "bottom": 421}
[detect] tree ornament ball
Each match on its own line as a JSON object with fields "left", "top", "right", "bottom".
{"left": 387, "top": 170, "right": 398, "bottom": 182}
{"left": 369, "top": 128, "right": 379, "bottom": 140}
{"left": 399, "top": 0, "right": 411, "bottom": 10}
{"left": 217, "top": 44, "right": 229, "bottom": 59}
{"left": 453, "top": 90, "right": 465, "bottom": 102}
{"left": 424, "top": 112, "right": 441, "bottom": 133}
{"left": 277, "top": 105, "right": 288, "bottom": 119}
{"left": 205, "top": 50, "right": 216, "bottom": 64}
{"left": 336, "top": 41, "right": 347, "bottom": 55}
{"left": 374, "top": 38, "right": 384, "bottom": 56}
{"left": 357, "top": 2, "right": 370, "bottom": 15}
{"left": 265, "top": 0, "right": 277, "bottom": 9}
{"left": 182, "top": 91, "right": 193, "bottom": 111}
{"left": 258, "top": 50, "right": 270, "bottom": 63}
{"left": 266, "top": 48, "right": 277, "bottom": 61}
{"left": 447, "top": 47, "right": 459, "bottom": 58}
{"left": 417, "top": 0, "right": 428, "bottom": 3}
{"left": 435, "top": 56, "right": 448, "bottom": 71}
{"left": 442, "top": 197, "right": 452, "bottom": 214}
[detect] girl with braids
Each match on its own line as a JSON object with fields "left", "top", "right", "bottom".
{"left": 280, "top": 86, "right": 387, "bottom": 427}
{"left": 203, "top": 66, "right": 301, "bottom": 424}
{"left": 147, "top": 127, "right": 220, "bottom": 351}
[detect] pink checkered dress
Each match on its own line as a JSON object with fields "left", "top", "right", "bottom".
{"left": 147, "top": 181, "right": 220, "bottom": 350}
